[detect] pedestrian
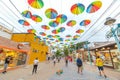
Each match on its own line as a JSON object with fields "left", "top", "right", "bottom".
{"left": 96, "top": 56, "right": 107, "bottom": 78}
{"left": 65, "top": 57, "right": 68, "bottom": 67}
{"left": 2, "top": 56, "right": 11, "bottom": 74}
{"left": 53, "top": 58, "right": 56, "bottom": 66}
{"left": 76, "top": 57, "right": 83, "bottom": 74}
{"left": 32, "top": 58, "right": 39, "bottom": 74}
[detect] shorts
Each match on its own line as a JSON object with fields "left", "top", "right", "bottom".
{"left": 98, "top": 66, "right": 104, "bottom": 71}
{"left": 77, "top": 64, "right": 82, "bottom": 67}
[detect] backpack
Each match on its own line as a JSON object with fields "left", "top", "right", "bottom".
{"left": 76, "top": 58, "right": 82, "bottom": 66}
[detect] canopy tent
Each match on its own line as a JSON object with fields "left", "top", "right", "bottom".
{"left": 0, "top": 0, "right": 120, "bottom": 47}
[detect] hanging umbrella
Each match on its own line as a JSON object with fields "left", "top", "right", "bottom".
{"left": 27, "top": 29, "right": 36, "bottom": 33}
{"left": 18, "top": 19, "right": 30, "bottom": 26}
{"left": 39, "top": 32, "right": 46, "bottom": 36}
{"left": 45, "top": 8, "right": 58, "bottom": 19}
{"left": 56, "top": 14, "right": 67, "bottom": 24}
{"left": 21, "top": 10, "right": 32, "bottom": 18}
{"left": 66, "top": 35, "right": 72, "bottom": 38}
{"left": 73, "top": 35, "right": 80, "bottom": 38}
{"left": 53, "top": 35, "right": 60, "bottom": 38}
{"left": 57, "top": 27, "right": 65, "bottom": 32}
{"left": 58, "top": 38, "right": 63, "bottom": 41}
{"left": 80, "top": 19, "right": 91, "bottom": 26}
{"left": 41, "top": 25, "right": 50, "bottom": 30}
{"left": 71, "top": 3, "right": 85, "bottom": 15}
{"left": 67, "top": 20, "right": 76, "bottom": 27}
{"left": 28, "top": 0, "right": 44, "bottom": 9}
{"left": 49, "top": 20, "right": 59, "bottom": 27}
{"left": 31, "top": 14, "right": 42, "bottom": 22}
{"left": 76, "top": 29, "right": 84, "bottom": 33}
{"left": 86, "top": 1, "right": 102, "bottom": 13}
{"left": 65, "top": 39, "right": 70, "bottom": 42}
{"left": 47, "top": 35, "right": 53, "bottom": 38}
{"left": 52, "top": 29, "right": 59, "bottom": 34}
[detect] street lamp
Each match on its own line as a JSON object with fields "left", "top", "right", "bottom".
{"left": 104, "top": 17, "right": 120, "bottom": 51}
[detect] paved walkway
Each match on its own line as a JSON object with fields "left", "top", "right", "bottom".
{"left": 0, "top": 60, "right": 120, "bottom": 80}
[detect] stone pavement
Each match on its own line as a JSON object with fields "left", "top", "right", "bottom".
{"left": 49, "top": 62, "right": 120, "bottom": 80}
{"left": 0, "top": 60, "right": 120, "bottom": 80}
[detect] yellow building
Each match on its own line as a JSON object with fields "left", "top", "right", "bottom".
{"left": 11, "top": 33, "right": 48, "bottom": 64}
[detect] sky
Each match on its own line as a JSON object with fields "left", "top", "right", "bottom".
{"left": 0, "top": 0, "right": 120, "bottom": 46}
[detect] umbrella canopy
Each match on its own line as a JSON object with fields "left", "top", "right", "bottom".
{"left": 67, "top": 20, "right": 76, "bottom": 27}
{"left": 21, "top": 10, "right": 32, "bottom": 18}
{"left": 57, "top": 27, "right": 65, "bottom": 32}
{"left": 45, "top": 8, "right": 58, "bottom": 19}
{"left": 41, "top": 25, "right": 50, "bottom": 30}
{"left": 39, "top": 32, "right": 46, "bottom": 36}
{"left": 56, "top": 14, "right": 67, "bottom": 24}
{"left": 80, "top": 19, "right": 91, "bottom": 26}
{"left": 28, "top": 0, "right": 44, "bottom": 9}
{"left": 86, "top": 1, "right": 102, "bottom": 13}
{"left": 27, "top": 29, "right": 36, "bottom": 33}
{"left": 52, "top": 29, "right": 59, "bottom": 34}
{"left": 71, "top": 3, "right": 85, "bottom": 15}
{"left": 18, "top": 19, "right": 30, "bottom": 26}
{"left": 76, "top": 29, "right": 84, "bottom": 34}
{"left": 49, "top": 20, "right": 59, "bottom": 27}
{"left": 31, "top": 14, "right": 42, "bottom": 22}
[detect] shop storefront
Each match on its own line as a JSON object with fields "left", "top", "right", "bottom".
{"left": 90, "top": 42, "right": 120, "bottom": 71}
{"left": 0, "top": 36, "right": 30, "bottom": 72}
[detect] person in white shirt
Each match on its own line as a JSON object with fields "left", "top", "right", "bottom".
{"left": 32, "top": 58, "right": 39, "bottom": 74}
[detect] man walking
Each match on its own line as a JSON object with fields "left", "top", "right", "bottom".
{"left": 32, "top": 58, "right": 39, "bottom": 74}
{"left": 96, "top": 56, "right": 107, "bottom": 78}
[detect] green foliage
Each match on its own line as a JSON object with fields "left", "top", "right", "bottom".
{"left": 55, "top": 49, "right": 61, "bottom": 57}
{"left": 63, "top": 47, "right": 69, "bottom": 56}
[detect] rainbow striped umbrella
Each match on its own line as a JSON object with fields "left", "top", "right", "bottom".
{"left": 39, "top": 32, "right": 46, "bottom": 36}
{"left": 45, "top": 8, "right": 58, "bottom": 19}
{"left": 41, "top": 25, "right": 50, "bottom": 30}
{"left": 18, "top": 19, "right": 30, "bottom": 26}
{"left": 86, "top": 1, "right": 102, "bottom": 13}
{"left": 27, "top": 29, "right": 36, "bottom": 33}
{"left": 21, "top": 10, "right": 32, "bottom": 18}
{"left": 57, "top": 27, "right": 65, "bottom": 32}
{"left": 76, "top": 29, "right": 84, "bottom": 33}
{"left": 31, "top": 14, "right": 42, "bottom": 22}
{"left": 67, "top": 20, "right": 76, "bottom": 27}
{"left": 71, "top": 3, "right": 85, "bottom": 15}
{"left": 80, "top": 19, "right": 91, "bottom": 26}
{"left": 49, "top": 20, "right": 59, "bottom": 27}
{"left": 56, "top": 14, "right": 67, "bottom": 24}
{"left": 52, "top": 29, "right": 59, "bottom": 34}
{"left": 28, "top": 0, "right": 44, "bottom": 9}
{"left": 66, "top": 35, "right": 72, "bottom": 38}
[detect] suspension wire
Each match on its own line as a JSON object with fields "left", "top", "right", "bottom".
{"left": 0, "top": 17, "right": 23, "bottom": 32}
{"left": 9, "top": 0, "right": 40, "bottom": 35}
{"left": 84, "top": 2, "right": 120, "bottom": 41}
{"left": 77, "top": 0, "right": 117, "bottom": 42}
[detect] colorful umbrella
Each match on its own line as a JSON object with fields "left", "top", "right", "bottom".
{"left": 41, "top": 25, "right": 50, "bottom": 30}
{"left": 76, "top": 29, "right": 84, "bottom": 33}
{"left": 67, "top": 20, "right": 76, "bottom": 27}
{"left": 73, "top": 35, "right": 80, "bottom": 38}
{"left": 28, "top": 0, "right": 44, "bottom": 9}
{"left": 66, "top": 35, "right": 72, "bottom": 38}
{"left": 47, "top": 35, "right": 53, "bottom": 38}
{"left": 53, "top": 35, "right": 60, "bottom": 38}
{"left": 56, "top": 14, "right": 67, "bottom": 24}
{"left": 18, "top": 19, "right": 30, "bottom": 26}
{"left": 21, "top": 10, "right": 32, "bottom": 18}
{"left": 45, "top": 8, "right": 58, "bottom": 19}
{"left": 57, "top": 27, "right": 65, "bottom": 32}
{"left": 49, "top": 20, "right": 59, "bottom": 27}
{"left": 39, "top": 32, "right": 46, "bottom": 36}
{"left": 52, "top": 29, "right": 59, "bottom": 34}
{"left": 58, "top": 38, "right": 63, "bottom": 41}
{"left": 31, "top": 14, "right": 42, "bottom": 22}
{"left": 80, "top": 19, "right": 91, "bottom": 26}
{"left": 27, "top": 29, "right": 36, "bottom": 33}
{"left": 71, "top": 3, "right": 85, "bottom": 15}
{"left": 86, "top": 1, "right": 102, "bottom": 13}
